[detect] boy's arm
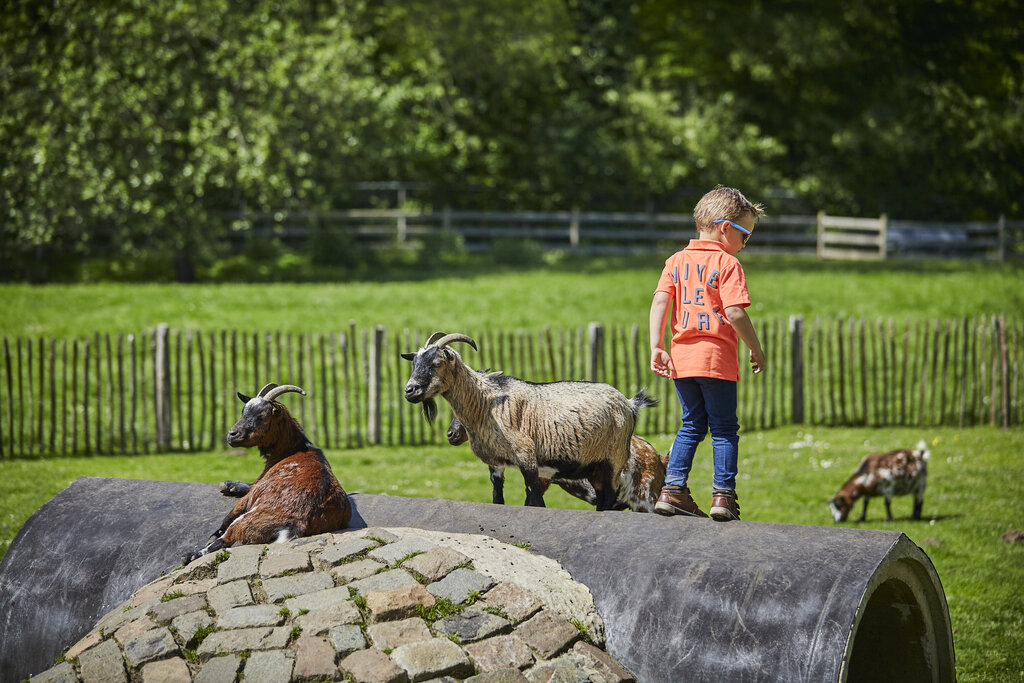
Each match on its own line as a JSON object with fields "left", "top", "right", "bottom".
{"left": 649, "top": 291, "right": 673, "bottom": 378}
{"left": 725, "top": 305, "right": 765, "bottom": 374}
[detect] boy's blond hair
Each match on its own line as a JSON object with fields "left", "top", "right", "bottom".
{"left": 693, "top": 185, "right": 765, "bottom": 232}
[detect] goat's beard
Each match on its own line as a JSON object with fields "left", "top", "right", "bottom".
{"left": 421, "top": 398, "right": 438, "bottom": 424}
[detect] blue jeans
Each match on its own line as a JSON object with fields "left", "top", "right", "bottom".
{"left": 665, "top": 377, "right": 739, "bottom": 491}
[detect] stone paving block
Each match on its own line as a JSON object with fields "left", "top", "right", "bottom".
{"left": 349, "top": 568, "right": 420, "bottom": 596}
{"left": 30, "top": 662, "right": 77, "bottom": 683}
{"left": 260, "top": 547, "right": 312, "bottom": 578}
{"left": 478, "top": 583, "right": 543, "bottom": 624}
{"left": 332, "top": 557, "right": 386, "bottom": 584}
{"left": 131, "top": 575, "right": 175, "bottom": 606}
{"left": 261, "top": 570, "right": 335, "bottom": 602}
{"left": 150, "top": 593, "right": 207, "bottom": 623}
{"left": 391, "top": 638, "right": 474, "bottom": 682}
{"left": 293, "top": 634, "right": 339, "bottom": 679}
{"left": 434, "top": 608, "right": 512, "bottom": 643}
{"left": 465, "top": 669, "right": 530, "bottom": 683}
{"left": 194, "top": 654, "right": 242, "bottom": 683}
{"left": 113, "top": 616, "right": 158, "bottom": 648}
{"left": 140, "top": 656, "right": 191, "bottom": 683}
{"left": 340, "top": 647, "right": 409, "bottom": 683}
{"left": 97, "top": 599, "right": 159, "bottom": 636}
{"left": 207, "top": 579, "right": 254, "bottom": 613}
{"left": 196, "top": 627, "right": 273, "bottom": 660}
{"left": 243, "top": 649, "right": 295, "bottom": 683}
{"left": 217, "top": 604, "right": 286, "bottom": 629}
{"left": 284, "top": 585, "right": 355, "bottom": 614}
{"left": 525, "top": 655, "right": 591, "bottom": 683}
{"left": 401, "top": 546, "right": 471, "bottom": 581}
{"left": 517, "top": 611, "right": 579, "bottom": 660}
{"left": 64, "top": 629, "right": 102, "bottom": 661}
{"left": 174, "top": 552, "right": 220, "bottom": 583}
{"left": 169, "top": 578, "right": 217, "bottom": 597}
{"left": 295, "top": 602, "right": 362, "bottom": 634}
{"left": 317, "top": 535, "right": 378, "bottom": 566}
{"left": 171, "top": 610, "right": 214, "bottom": 644}
{"left": 77, "top": 638, "right": 127, "bottom": 683}
{"left": 366, "top": 583, "right": 436, "bottom": 622}
{"left": 426, "top": 568, "right": 496, "bottom": 604}
{"left": 355, "top": 527, "right": 400, "bottom": 544}
{"left": 368, "top": 536, "right": 438, "bottom": 566}
{"left": 572, "top": 641, "right": 635, "bottom": 682}
{"left": 329, "top": 624, "right": 367, "bottom": 655}
{"left": 292, "top": 534, "right": 331, "bottom": 551}
{"left": 123, "top": 626, "right": 179, "bottom": 667}
{"left": 216, "top": 546, "right": 262, "bottom": 582}
{"left": 367, "top": 616, "right": 432, "bottom": 650}
{"left": 464, "top": 634, "right": 534, "bottom": 673}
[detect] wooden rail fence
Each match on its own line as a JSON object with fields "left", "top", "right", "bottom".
{"left": 1, "top": 316, "right": 1020, "bottom": 458}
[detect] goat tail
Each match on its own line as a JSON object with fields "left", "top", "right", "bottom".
{"left": 916, "top": 439, "right": 931, "bottom": 460}
{"left": 629, "top": 388, "right": 658, "bottom": 417}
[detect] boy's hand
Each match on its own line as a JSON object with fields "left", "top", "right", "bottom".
{"left": 651, "top": 348, "right": 674, "bottom": 378}
{"left": 749, "top": 348, "right": 765, "bottom": 374}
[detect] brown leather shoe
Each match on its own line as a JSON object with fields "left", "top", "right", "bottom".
{"left": 655, "top": 486, "right": 709, "bottom": 518}
{"left": 710, "top": 489, "right": 740, "bottom": 521}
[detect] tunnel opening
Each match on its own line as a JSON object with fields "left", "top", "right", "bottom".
{"left": 846, "top": 577, "right": 932, "bottom": 682}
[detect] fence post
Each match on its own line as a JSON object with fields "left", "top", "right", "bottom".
{"left": 367, "top": 325, "right": 385, "bottom": 445}
{"left": 998, "top": 214, "right": 1006, "bottom": 261}
{"left": 587, "top": 322, "right": 604, "bottom": 382}
{"left": 570, "top": 206, "right": 580, "bottom": 249}
{"left": 154, "top": 324, "right": 171, "bottom": 451}
{"left": 879, "top": 213, "right": 888, "bottom": 259}
{"left": 790, "top": 315, "right": 805, "bottom": 424}
{"left": 816, "top": 211, "right": 825, "bottom": 258}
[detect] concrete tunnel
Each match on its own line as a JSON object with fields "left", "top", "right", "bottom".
{"left": 0, "top": 477, "right": 954, "bottom": 682}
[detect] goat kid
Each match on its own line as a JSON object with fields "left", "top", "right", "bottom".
{"left": 184, "top": 383, "right": 351, "bottom": 563}
{"left": 403, "top": 332, "right": 654, "bottom": 510}
{"left": 829, "top": 440, "right": 929, "bottom": 523}
{"left": 447, "top": 413, "right": 667, "bottom": 512}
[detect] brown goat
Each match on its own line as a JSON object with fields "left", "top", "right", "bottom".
{"left": 447, "top": 413, "right": 667, "bottom": 512}
{"left": 829, "top": 440, "right": 929, "bottom": 523}
{"left": 184, "top": 383, "right": 350, "bottom": 563}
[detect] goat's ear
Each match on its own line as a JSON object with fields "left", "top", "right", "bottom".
{"left": 401, "top": 352, "right": 416, "bottom": 361}
{"left": 237, "top": 392, "right": 252, "bottom": 403}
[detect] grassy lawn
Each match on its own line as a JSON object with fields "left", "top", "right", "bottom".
{"left": 1, "top": 425, "right": 1021, "bottom": 681}
{"left": 3, "top": 255, "right": 1023, "bottom": 338}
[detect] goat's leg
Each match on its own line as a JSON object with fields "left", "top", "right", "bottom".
{"left": 219, "top": 481, "right": 251, "bottom": 497}
{"left": 884, "top": 496, "right": 894, "bottom": 522}
{"left": 521, "top": 467, "right": 547, "bottom": 507}
{"left": 912, "top": 493, "right": 924, "bottom": 520}
{"left": 489, "top": 466, "right": 506, "bottom": 505}
{"left": 856, "top": 497, "right": 869, "bottom": 522}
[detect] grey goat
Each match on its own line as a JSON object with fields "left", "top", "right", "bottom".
{"left": 402, "top": 332, "right": 655, "bottom": 509}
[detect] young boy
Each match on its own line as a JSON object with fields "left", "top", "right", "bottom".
{"left": 649, "top": 186, "right": 766, "bottom": 521}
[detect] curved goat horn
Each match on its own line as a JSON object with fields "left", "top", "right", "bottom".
{"left": 432, "top": 333, "right": 478, "bottom": 351}
{"left": 257, "top": 383, "right": 280, "bottom": 397}
{"left": 262, "top": 384, "right": 307, "bottom": 402}
{"left": 426, "top": 332, "right": 447, "bottom": 346}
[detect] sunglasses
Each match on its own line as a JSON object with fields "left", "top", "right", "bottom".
{"left": 713, "top": 219, "right": 751, "bottom": 244}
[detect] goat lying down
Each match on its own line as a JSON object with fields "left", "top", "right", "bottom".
{"left": 829, "top": 440, "right": 929, "bottom": 523}
{"left": 184, "top": 383, "right": 351, "bottom": 563}
{"left": 403, "top": 332, "right": 655, "bottom": 510}
{"left": 447, "top": 413, "right": 667, "bottom": 512}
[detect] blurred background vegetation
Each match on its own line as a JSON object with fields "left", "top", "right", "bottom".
{"left": 2, "top": 0, "right": 1022, "bottom": 282}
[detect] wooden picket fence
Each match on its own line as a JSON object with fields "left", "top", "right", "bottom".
{"left": 1, "top": 316, "right": 1020, "bottom": 459}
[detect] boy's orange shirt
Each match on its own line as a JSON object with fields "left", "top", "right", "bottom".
{"left": 655, "top": 239, "right": 751, "bottom": 381}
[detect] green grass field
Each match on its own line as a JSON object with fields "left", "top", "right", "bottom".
{"left": 3, "top": 255, "right": 1023, "bottom": 680}
{"left": 1, "top": 426, "right": 1022, "bottom": 680}
{"left": 3, "top": 255, "right": 1023, "bottom": 338}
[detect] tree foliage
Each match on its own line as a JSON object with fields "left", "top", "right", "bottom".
{"left": 1, "top": 0, "right": 1021, "bottom": 281}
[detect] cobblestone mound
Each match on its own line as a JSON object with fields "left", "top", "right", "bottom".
{"left": 30, "top": 527, "right": 635, "bottom": 683}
